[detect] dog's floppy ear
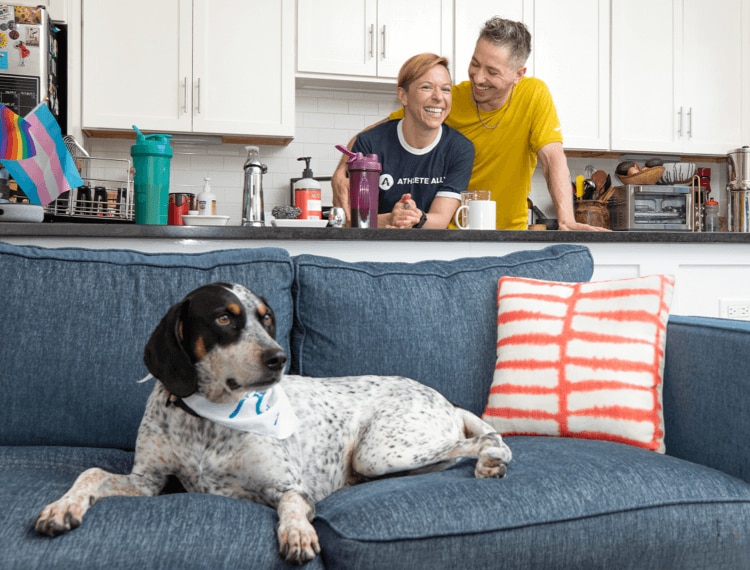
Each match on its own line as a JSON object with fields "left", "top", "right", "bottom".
{"left": 143, "top": 299, "right": 198, "bottom": 398}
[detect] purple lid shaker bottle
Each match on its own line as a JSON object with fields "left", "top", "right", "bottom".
{"left": 336, "top": 145, "right": 381, "bottom": 228}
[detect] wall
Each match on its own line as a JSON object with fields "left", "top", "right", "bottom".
{"left": 85, "top": 87, "right": 728, "bottom": 227}
{"left": 85, "top": 88, "right": 399, "bottom": 226}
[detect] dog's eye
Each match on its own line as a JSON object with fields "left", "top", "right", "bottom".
{"left": 216, "top": 313, "right": 231, "bottom": 325}
{"left": 262, "top": 314, "right": 272, "bottom": 325}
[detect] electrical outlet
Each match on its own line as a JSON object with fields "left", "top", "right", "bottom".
{"left": 719, "top": 299, "right": 750, "bottom": 320}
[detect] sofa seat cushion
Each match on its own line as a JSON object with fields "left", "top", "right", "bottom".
{"left": 0, "top": 446, "right": 320, "bottom": 570}
{"left": 0, "top": 243, "right": 294, "bottom": 450}
{"left": 314, "top": 437, "right": 750, "bottom": 570}
{"left": 292, "top": 244, "right": 594, "bottom": 415}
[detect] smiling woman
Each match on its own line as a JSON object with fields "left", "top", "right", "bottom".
{"left": 349, "top": 53, "right": 475, "bottom": 229}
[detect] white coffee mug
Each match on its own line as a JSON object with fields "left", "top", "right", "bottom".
{"left": 454, "top": 200, "right": 496, "bottom": 230}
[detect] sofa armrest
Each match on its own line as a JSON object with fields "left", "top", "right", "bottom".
{"left": 663, "top": 315, "right": 750, "bottom": 483}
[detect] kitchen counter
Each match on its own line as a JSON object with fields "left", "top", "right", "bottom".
{"left": 1, "top": 222, "right": 750, "bottom": 244}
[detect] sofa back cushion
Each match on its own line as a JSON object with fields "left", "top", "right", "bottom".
{"left": 0, "top": 243, "right": 294, "bottom": 449}
{"left": 291, "top": 244, "right": 593, "bottom": 415}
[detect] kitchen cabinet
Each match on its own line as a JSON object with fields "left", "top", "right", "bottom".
{"left": 611, "top": 0, "right": 745, "bottom": 154}
{"left": 453, "top": 0, "right": 533, "bottom": 84}
{"left": 296, "top": 0, "right": 452, "bottom": 82}
{"left": 532, "top": 0, "right": 609, "bottom": 150}
{"left": 82, "top": 0, "right": 294, "bottom": 139}
{"left": 453, "top": 0, "right": 609, "bottom": 150}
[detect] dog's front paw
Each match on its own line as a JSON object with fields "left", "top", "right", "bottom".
{"left": 35, "top": 499, "right": 86, "bottom": 537}
{"left": 277, "top": 518, "right": 321, "bottom": 565}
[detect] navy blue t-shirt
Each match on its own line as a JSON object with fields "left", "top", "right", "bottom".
{"left": 352, "top": 120, "right": 474, "bottom": 214}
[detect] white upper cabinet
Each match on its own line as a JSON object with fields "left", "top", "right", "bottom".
{"left": 532, "top": 0, "right": 609, "bottom": 150}
{"left": 612, "top": 0, "right": 744, "bottom": 154}
{"left": 453, "top": 0, "right": 608, "bottom": 150}
{"left": 296, "top": 0, "right": 452, "bottom": 82}
{"left": 82, "top": 0, "right": 294, "bottom": 139}
{"left": 453, "top": 0, "right": 533, "bottom": 84}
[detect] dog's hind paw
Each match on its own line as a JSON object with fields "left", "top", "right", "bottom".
{"left": 475, "top": 444, "right": 511, "bottom": 479}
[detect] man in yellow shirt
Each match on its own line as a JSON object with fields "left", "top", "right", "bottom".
{"left": 333, "top": 17, "right": 604, "bottom": 231}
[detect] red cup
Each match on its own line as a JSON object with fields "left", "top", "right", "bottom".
{"left": 168, "top": 193, "right": 195, "bottom": 225}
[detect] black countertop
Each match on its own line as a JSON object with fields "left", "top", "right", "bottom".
{"left": 1, "top": 222, "right": 750, "bottom": 243}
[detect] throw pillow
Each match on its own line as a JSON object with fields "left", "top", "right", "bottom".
{"left": 483, "top": 274, "right": 675, "bottom": 452}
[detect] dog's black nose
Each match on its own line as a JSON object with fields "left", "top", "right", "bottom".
{"left": 264, "top": 349, "right": 287, "bottom": 372}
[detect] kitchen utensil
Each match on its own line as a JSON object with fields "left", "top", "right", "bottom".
{"left": 63, "top": 134, "right": 89, "bottom": 159}
{"left": 598, "top": 184, "right": 617, "bottom": 204}
{"left": 575, "top": 175, "right": 585, "bottom": 199}
{"left": 658, "top": 162, "right": 696, "bottom": 185}
{"left": 271, "top": 219, "right": 329, "bottom": 228}
{"left": 181, "top": 214, "right": 230, "bottom": 226}
{"left": 727, "top": 146, "right": 750, "bottom": 189}
{"left": 583, "top": 179, "right": 596, "bottom": 200}
{"left": 328, "top": 207, "right": 346, "bottom": 227}
{"left": 76, "top": 184, "right": 91, "bottom": 215}
{"left": 168, "top": 192, "right": 195, "bottom": 225}
{"left": 93, "top": 186, "right": 108, "bottom": 215}
{"left": 592, "top": 170, "right": 608, "bottom": 197}
{"left": 727, "top": 147, "right": 750, "bottom": 232}
{"left": 616, "top": 166, "right": 665, "bottom": 186}
{"left": 574, "top": 200, "right": 610, "bottom": 229}
{"left": 0, "top": 203, "right": 44, "bottom": 222}
{"left": 242, "top": 146, "right": 268, "bottom": 227}
{"left": 454, "top": 200, "right": 496, "bottom": 230}
{"left": 727, "top": 188, "right": 750, "bottom": 232}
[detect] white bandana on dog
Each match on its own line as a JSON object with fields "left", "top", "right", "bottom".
{"left": 182, "top": 386, "right": 299, "bottom": 439}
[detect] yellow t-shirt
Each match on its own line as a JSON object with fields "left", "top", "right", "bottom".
{"left": 391, "top": 76, "right": 563, "bottom": 229}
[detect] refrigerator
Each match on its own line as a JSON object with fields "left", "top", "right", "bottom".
{"left": 0, "top": 5, "right": 59, "bottom": 119}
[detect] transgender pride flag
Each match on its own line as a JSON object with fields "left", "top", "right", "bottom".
{"left": 0, "top": 102, "right": 82, "bottom": 206}
{"left": 0, "top": 104, "right": 36, "bottom": 160}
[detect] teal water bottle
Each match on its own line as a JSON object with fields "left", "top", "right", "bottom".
{"left": 131, "top": 126, "right": 173, "bottom": 225}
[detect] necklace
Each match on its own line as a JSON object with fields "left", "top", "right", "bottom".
{"left": 474, "top": 86, "right": 514, "bottom": 130}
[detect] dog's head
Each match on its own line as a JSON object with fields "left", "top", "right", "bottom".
{"left": 143, "top": 283, "right": 287, "bottom": 402}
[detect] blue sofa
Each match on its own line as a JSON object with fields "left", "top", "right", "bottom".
{"left": 1, "top": 240, "right": 748, "bottom": 569}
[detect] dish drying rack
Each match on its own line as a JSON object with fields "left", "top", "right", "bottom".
{"left": 45, "top": 137, "right": 134, "bottom": 222}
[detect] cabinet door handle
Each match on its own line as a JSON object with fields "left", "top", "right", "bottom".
{"left": 195, "top": 78, "right": 201, "bottom": 114}
{"left": 687, "top": 107, "right": 693, "bottom": 139}
{"left": 677, "top": 107, "right": 683, "bottom": 138}
{"left": 381, "top": 25, "right": 386, "bottom": 59}
{"left": 368, "top": 24, "right": 374, "bottom": 58}
{"left": 182, "top": 77, "right": 188, "bottom": 114}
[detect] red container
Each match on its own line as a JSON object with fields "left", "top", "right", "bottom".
{"left": 168, "top": 193, "right": 195, "bottom": 225}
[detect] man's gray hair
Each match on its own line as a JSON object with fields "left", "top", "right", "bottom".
{"left": 478, "top": 17, "right": 532, "bottom": 69}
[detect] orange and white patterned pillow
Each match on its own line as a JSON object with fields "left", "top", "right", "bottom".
{"left": 483, "top": 274, "right": 675, "bottom": 453}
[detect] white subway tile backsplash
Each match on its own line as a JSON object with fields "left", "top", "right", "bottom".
{"left": 81, "top": 87, "right": 590, "bottom": 226}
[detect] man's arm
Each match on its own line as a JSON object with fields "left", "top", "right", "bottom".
{"left": 537, "top": 142, "right": 608, "bottom": 232}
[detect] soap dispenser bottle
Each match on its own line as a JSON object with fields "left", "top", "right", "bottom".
{"left": 197, "top": 177, "right": 216, "bottom": 216}
{"left": 293, "top": 157, "right": 322, "bottom": 220}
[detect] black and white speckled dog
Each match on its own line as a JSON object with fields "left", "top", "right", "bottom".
{"left": 35, "top": 282, "right": 512, "bottom": 564}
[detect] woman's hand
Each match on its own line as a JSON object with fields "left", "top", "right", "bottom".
{"left": 385, "top": 194, "right": 423, "bottom": 228}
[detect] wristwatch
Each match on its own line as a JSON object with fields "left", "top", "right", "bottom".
{"left": 413, "top": 211, "right": 428, "bottom": 228}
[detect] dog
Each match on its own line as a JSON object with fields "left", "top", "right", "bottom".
{"left": 35, "top": 282, "right": 512, "bottom": 564}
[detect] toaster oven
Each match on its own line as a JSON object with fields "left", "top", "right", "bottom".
{"left": 609, "top": 184, "right": 693, "bottom": 231}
